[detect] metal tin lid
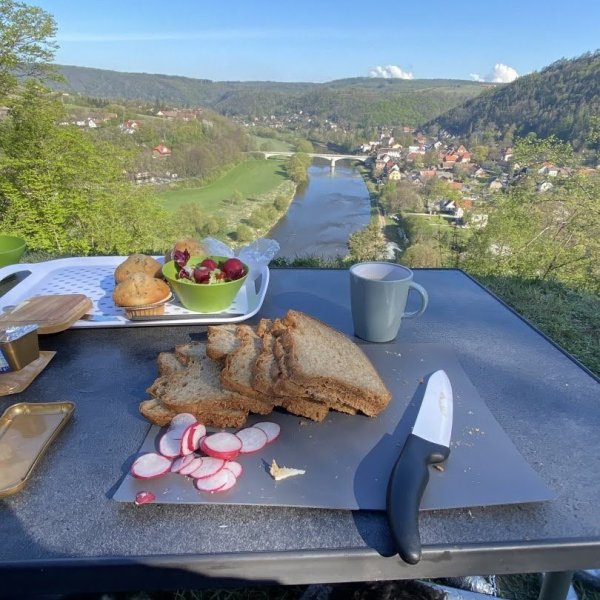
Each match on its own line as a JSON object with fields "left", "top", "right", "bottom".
{"left": 0, "top": 324, "right": 39, "bottom": 343}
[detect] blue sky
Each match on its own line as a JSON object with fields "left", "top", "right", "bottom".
{"left": 34, "top": 0, "right": 600, "bottom": 83}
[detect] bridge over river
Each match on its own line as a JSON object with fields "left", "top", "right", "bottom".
{"left": 256, "top": 151, "right": 369, "bottom": 168}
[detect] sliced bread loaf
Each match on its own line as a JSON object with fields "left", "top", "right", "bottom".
{"left": 274, "top": 310, "right": 391, "bottom": 416}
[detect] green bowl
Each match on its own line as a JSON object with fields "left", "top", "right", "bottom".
{"left": 0, "top": 235, "right": 26, "bottom": 268}
{"left": 162, "top": 255, "right": 248, "bottom": 312}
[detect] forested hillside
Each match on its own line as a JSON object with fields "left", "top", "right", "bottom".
{"left": 52, "top": 65, "right": 485, "bottom": 127}
{"left": 427, "top": 52, "right": 600, "bottom": 149}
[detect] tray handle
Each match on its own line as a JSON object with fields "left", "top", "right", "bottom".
{"left": 0, "top": 263, "right": 32, "bottom": 285}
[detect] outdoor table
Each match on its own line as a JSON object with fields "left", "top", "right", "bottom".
{"left": 0, "top": 268, "right": 598, "bottom": 599}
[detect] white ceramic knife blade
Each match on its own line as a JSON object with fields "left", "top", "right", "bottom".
{"left": 386, "top": 369, "right": 454, "bottom": 564}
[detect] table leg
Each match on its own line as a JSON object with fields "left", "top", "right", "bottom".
{"left": 538, "top": 571, "right": 574, "bottom": 600}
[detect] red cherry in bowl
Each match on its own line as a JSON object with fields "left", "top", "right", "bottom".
{"left": 200, "top": 258, "right": 218, "bottom": 271}
{"left": 221, "top": 258, "right": 245, "bottom": 280}
{"left": 193, "top": 266, "right": 210, "bottom": 284}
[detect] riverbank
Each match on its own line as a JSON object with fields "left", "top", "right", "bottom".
{"left": 158, "top": 158, "right": 296, "bottom": 244}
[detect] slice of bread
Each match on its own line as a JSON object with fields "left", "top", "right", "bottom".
{"left": 206, "top": 324, "right": 239, "bottom": 360}
{"left": 274, "top": 310, "right": 392, "bottom": 416}
{"left": 220, "top": 325, "right": 276, "bottom": 414}
{"left": 158, "top": 342, "right": 270, "bottom": 416}
{"left": 156, "top": 351, "right": 186, "bottom": 377}
{"left": 139, "top": 398, "right": 248, "bottom": 429}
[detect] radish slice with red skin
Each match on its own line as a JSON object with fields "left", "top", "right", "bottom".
{"left": 213, "top": 469, "right": 237, "bottom": 492}
{"left": 225, "top": 460, "right": 243, "bottom": 478}
{"left": 159, "top": 430, "right": 183, "bottom": 458}
{"left": 179, "top": 456, "right": 203, "bottom": 476}
{"left": 135, "top": 491, "right": 156, "bottom": 505}
{"left": 253, "top": 422, "right": 281, "bottom": 443}
{"left": 235, "top": 427, "right": 268, "bottom": 454}
{"left": 194, "top": 469, "right": 231, "bottom": 492}
{"left": 170, "top": 413, "right": 197, "bottom": 429}
{"left": 190, "top": 457, "right": 225, "bottom": 479}
{"left": 201, "top": 432, "right": 242, "bottom": 460}
{"left": 171, "top": 454, "right": 194, "bottom": 473}
{"left": 131, "top": 453, "right": 172, "bottom": 479}
{"left": 191, "top": 423, "right": 207, "bottom": 450}
{"left": 179, "top": 425, "right": 196, "bottom": 456}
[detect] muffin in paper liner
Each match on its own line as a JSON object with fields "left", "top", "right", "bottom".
{"left": 121, "top": 293, "right": 172, "bottom": 319}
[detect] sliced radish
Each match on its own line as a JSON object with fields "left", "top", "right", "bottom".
{"left": 170, "top": 413, "right": 197, "bottom": 429}
{"left": 179, "top": 456, "right": 203, "bottom": 476}
{"left": 191, "top": 423, "right": 207, "bottom": 450}
{"left": 201, "top": 432, "right": 242, "bottom": 460}
{"left": 159, "top": 430, "right": 183, "bottom": 458}
{"left": 235, "top": 427, "right": 268, "bottom": 454}
{"left": 194, "top": 469, "right": 231, "bottom": 492}
{"left": 253, "top": 422, "right": 281, "bottom": 443}
{"left": 135, "top": 491, "right": 156, "bottom": 505}
{"left": 190, "top": 457, "right": 225, "bottom": 479}
{"left": 131, "top": 453, "right": 172, "bottom": 479}
{"left": 179, "top": 424, "right": 196, "bottom": 456}
{"left": 171, "top": 454, "right": 195, "bottom": 473}
{"left": 214, "top": 469, "right": 237, "bottom": 492}
{"left": 225, "top": 460, "right": 243, "bottom": 478}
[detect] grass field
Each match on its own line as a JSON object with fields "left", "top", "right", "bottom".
{"left": 159, "top": 159, "right": 288, "bottom": 213}
{"left": 250, "top": 135, "right": 294, "bottom": 152}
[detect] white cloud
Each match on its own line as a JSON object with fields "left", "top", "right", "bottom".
{"left": 470, "top": 63, "right": 519, "bottom": 83}
{"left": 369, "top": 65, "right": 414, "bottom": 79}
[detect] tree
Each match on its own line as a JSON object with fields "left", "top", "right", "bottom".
{"left": 295, "top": 139, "right": 313, "bottom": 153}
{"left": 381, "top": 180, "right": 423, "bottom": 214}
{"left": 348, "top": 221, "right": 387, "bottom": 261}
{"left": 463, "top": 135, "right": 600, "bottom": 292}
{"left": 471, "top": 145, "right": 490, "bottom": 164}
{"left": 0, "top": 82, "right": 173, "bottom": 254}
{"left": 0, "top": 0, "right": 58, "bottom": 97}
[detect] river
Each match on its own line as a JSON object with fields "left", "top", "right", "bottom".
{"left": 267, "top": 161, "right": 371, "bottom": 259}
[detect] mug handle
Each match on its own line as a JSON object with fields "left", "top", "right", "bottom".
{"left": 402, "top": 282, "right": 428, "bottom": 319}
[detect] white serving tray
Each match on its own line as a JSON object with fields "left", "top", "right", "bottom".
{"left": 0, "top": 257, "right": 269, "bottom": 328}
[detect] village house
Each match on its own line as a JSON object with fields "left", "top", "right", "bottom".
{"left": 538, "top": 162, "right": 559, "bottom": 177}
{"left": 120, "top": 119, "right": 142, "bottom": 134}
{"left": 153, "top": 144, "right": 172, "bottom": 158}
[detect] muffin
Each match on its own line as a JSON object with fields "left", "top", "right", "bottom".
{"left": 164, "top": 238, "right": 205, "bottom": 263}
{"left": 115, "top": 254, "right": 162, "bottom": 284}
{"left": 113, "top": 272, "right": 171, "bottom": 308}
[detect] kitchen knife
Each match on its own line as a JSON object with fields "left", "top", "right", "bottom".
{"left": 386, "top": 369, "right": 453, "bottom": 564}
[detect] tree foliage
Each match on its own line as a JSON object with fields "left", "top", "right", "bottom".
{"left": 428, "top": 52, "right": 600, "bottom": 150}
{"left": 0, "top": 0, "right": 58, "bottom": 97}
{"left": 348, "top": 221, "right": 387, "bottom": 261}
{"left": 463, "top": 136, "right": 600, "bottom": 292}
{"left": 0, "top": 83, "right": 174, "bottom": 254}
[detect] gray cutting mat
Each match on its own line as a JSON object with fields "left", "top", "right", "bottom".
{"left": 113, "top": 343, "right": 553, "bottom": 510}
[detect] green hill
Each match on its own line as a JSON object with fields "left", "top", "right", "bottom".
{"left": 426, "top": 51, "right": 600, "bottom": 149}
{"left": 51, "top": 65, "right": 485, "bottom": 127}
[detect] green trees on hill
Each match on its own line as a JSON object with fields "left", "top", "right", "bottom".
{"left": 0, "top": 83, "right": 174, "bottom": 254}
{"left": 430, "top": 52, "right": 600, "bottom": 150}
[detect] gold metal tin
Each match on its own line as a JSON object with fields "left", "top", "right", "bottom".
{"left": 0, "top": 326, "right": 40, "bottom": 371}
{"left": 0, "top": 401, "right": 75, "bottom": 497}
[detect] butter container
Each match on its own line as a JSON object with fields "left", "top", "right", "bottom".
{"left": 0, "top": 325, "right": 40, "bottom": 373}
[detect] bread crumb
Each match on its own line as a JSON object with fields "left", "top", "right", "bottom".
{"left": 269, "top": 459, "right": 305, "bottom": 481}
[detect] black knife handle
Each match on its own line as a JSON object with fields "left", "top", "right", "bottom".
{"left": 386, "top": 433, "right": 450, "bottom": 564}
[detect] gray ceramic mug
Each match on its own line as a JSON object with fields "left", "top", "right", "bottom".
{"left": 349, "top": 262, "right": 428, "bottom": 342}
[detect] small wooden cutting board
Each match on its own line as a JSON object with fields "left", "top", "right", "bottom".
{"left": 0, "top": 294, "right": 93, "bottom": 334}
